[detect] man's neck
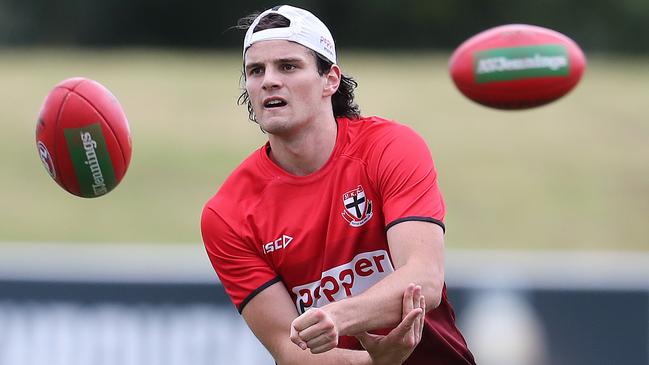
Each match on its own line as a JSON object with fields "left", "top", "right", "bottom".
{"left": 267, "top": 116, "right": 338, "bottom": 176}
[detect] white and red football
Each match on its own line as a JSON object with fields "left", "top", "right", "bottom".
{"left": 36, "top": 77, "right": 132, "bottom": 198}
{"left": 449, "top": 24, "right": 586, "bottom": 109}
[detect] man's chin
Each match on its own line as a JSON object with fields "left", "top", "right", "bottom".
{"left": 258, "top": 118, "right": 291, "bottom": 135}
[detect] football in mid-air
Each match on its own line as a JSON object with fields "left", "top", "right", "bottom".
{"left": 449, "top": 24, "right": 586, "bottom": 109}
{"left": 36, "top": 77, "right": 132, "bottom": 198}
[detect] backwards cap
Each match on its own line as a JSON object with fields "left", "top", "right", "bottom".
{"left": 243, "top": 5, "right": 336, "bottom": 64}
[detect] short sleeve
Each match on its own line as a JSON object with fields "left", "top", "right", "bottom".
{"left": 370, "top": 124, "right": 446, "bottom": 231}
{"left": 201, "top": 205, "right": 280, "bottom": 313}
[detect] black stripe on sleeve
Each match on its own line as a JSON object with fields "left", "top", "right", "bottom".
{"left": 385, "top": 216, "right": 446, "bottom": 233}
{"left": 238, "top": 276, "right": 282, "bottom": 314}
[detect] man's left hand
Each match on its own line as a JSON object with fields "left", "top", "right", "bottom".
{"left": 290, "top": 307, "right": 339, "bottom": 354}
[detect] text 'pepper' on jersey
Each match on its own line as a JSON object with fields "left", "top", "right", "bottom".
{"left": 291, "top": 250, "right": 394, "bottom": 313}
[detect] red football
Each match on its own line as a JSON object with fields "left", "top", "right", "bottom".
{"left": 36, "top": 77, "right": 132, "bottom": 198}
{"left": 449, "top": 24, "right": 586, "bottom": 109}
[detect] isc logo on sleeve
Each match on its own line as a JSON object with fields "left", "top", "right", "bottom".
{"left": 291, "top": 250, "right": 394, "bottom": 313}
{"left": 262, "top": 234, "right": 293, "bottom": 254}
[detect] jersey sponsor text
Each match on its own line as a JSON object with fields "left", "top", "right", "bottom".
{"left": 291, "top": 250, "right": 393, "bottom": 313}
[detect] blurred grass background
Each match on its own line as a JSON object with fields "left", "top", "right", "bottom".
{"left": 1, "top": 49, "right": 647, "bottom": 250}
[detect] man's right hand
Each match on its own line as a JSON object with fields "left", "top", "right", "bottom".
{"left": 354, "top": 283, "right": 426, "bottom": 365}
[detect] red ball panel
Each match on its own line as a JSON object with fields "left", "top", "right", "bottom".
{"left": 72, "top": 79, "right": 132, "bottom": 170}
{"left": 449, "top": 24, "right": 586, "bottom": 109}
{"left": 35, "top": 78, "right": 132, "bottom": 198}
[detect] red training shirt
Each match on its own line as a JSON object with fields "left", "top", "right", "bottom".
{"left": 202, "top": 116, "right": 475, "bottom": 364}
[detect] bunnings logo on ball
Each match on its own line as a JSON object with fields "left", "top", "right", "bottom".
{"left": 64, "top": 123, "right": 116, "bottom": 198}
{"left": 474, "top": 44, "right": 570, "bottom": 83}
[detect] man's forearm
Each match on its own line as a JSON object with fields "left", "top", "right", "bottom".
{"left": 327, "top": 261, "right": 442, "bottom": 336}
{"left": 276, "top": 346, "right": 372, "bottom": 365}
{"left": 324, "top": 222, "right": 445, "bottom": 336}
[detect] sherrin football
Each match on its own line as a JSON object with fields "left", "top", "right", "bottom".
{"left": 36, "top": 77, "right": 132, "bottom": 198}
{"left": 449, "top": 24, "right": 586, "bottom": 109}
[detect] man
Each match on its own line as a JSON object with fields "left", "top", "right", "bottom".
{"left": 201, "top": 5, "right": 476, "bottom": 364}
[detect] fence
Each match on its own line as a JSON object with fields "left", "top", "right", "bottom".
{"left": 0, "top": 243, "right": 647, "bottom": 365}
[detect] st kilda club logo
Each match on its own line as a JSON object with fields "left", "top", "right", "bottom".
{"left": 341, "top": 185, "right": 373, "bottom": 227}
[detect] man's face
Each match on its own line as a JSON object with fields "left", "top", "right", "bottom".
{"left": 244, "top": 40, "right": 330, "bottom": 136}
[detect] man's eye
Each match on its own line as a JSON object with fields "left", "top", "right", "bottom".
{"left": 248, "top": 68, "right": 262, "bottom": 76}
{"left": 282, "top": 64, "right": 296, "bottom": 71}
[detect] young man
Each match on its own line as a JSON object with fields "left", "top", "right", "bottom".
{"left": 201, "top": 5, "right": 476, "bottom": 365}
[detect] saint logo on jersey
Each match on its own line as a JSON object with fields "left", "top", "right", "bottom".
{"left": 342, "top": 185, "right": 373, "bottom": 227}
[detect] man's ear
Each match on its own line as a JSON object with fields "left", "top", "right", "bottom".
{"left": 323, "top": 64, "right": 341, "bottom": 97}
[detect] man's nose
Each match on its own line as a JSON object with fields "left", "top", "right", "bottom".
{"left": 262, "top": 68, "right": 282, "bottom": 90}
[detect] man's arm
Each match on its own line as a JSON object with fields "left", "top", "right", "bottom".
{"left": 243, "top": 279, "right": 425, "bottom": 365}
{"left": 242, "top": 280, "right": 371, "bottom": 365}
{"left": 291, "top": 220, "right": 444, "bottom": 351}
{"left": 354, "top": 283, "right": 426, "bottom": 364}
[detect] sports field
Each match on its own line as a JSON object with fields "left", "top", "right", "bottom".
{"left": 1, "top": 49, "right": 647, "bottom": 250}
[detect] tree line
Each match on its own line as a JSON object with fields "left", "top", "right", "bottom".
{"left": 0, "top": 0, "right": 646, "bottom": 54}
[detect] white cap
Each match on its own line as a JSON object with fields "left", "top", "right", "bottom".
{"left": 243, "top": 5, "right": 337, "bottom": 64}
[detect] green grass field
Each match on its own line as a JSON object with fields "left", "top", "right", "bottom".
{"left": 1, "top": 49, "right": 647, "bottom": 250}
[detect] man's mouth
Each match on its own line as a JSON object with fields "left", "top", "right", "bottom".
{"left": 264, "top": 98, "right": 287, "bottom": 108}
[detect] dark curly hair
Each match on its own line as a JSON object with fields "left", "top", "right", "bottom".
{"left": 235, "top": 11, "right": 361, "bottom": 123}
